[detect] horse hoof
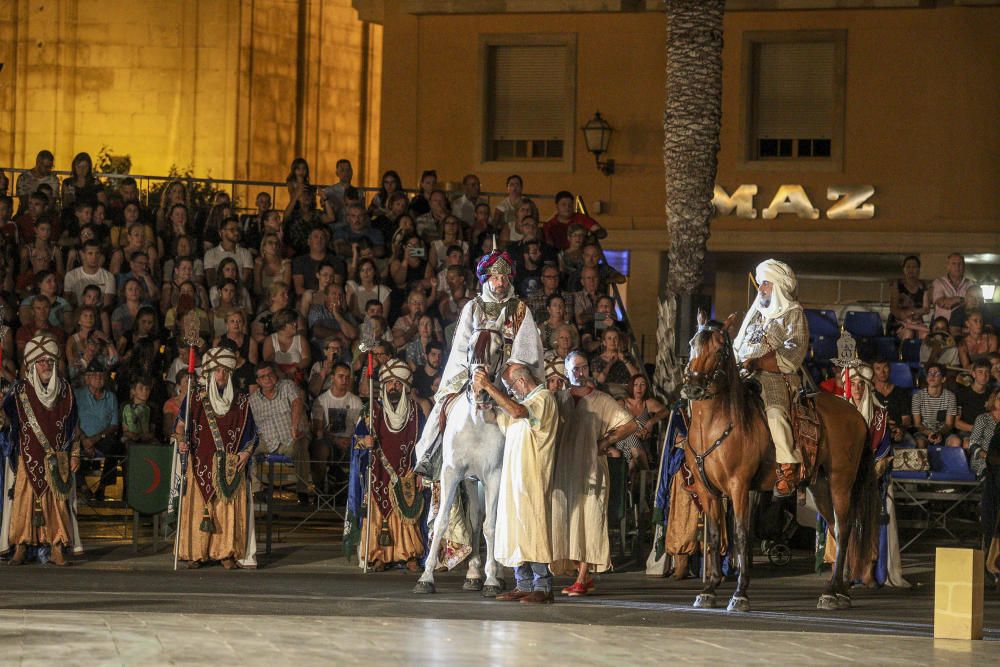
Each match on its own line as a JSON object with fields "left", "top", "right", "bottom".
{"left": 413, "top": 581, "right": 436, "bottom": 595}
{"left": 693, "top": 593, "right": 716, "bottom": 609}
{"left": 463, "top": 578, "right": 484, "bottom": 592}
{"left": 835, "top": 594, "right": 852, "bottom": 610}
{"left": 817, "top": 594, "right": 839, "bottom": 611}
{"left": 727, "top": 596, "right": 751, "bottom": 613}
{"left": 481, "top": 584, "right": 503, "bottom": 598}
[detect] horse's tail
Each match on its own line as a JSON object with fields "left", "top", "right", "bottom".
{"left": 844, "top": 438, "right": 879, "bottom": 579}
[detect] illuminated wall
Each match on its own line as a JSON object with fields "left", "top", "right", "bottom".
{"left": 0, "top": 0, "right": 381, "bottom": 187}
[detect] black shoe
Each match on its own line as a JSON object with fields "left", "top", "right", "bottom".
{"left": 93, "top": 487, "right": 106, "bottom": 502}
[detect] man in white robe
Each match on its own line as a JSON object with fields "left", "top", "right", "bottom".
{"left": 549, "top": 350, "right": 637, "bottom": 596}
{"left": 473, "top": 362, "right": 559, "bottom": 604}
{"left": 414, "top": 249, "right": 544, "bottom": 478}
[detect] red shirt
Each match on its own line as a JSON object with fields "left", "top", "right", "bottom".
{"left": 543, "top": 212, "right": 599, "bottom": 250}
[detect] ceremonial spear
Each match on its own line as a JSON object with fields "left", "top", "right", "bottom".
{"left": 173, "top": 313, "right": 203, "bottom": 571}
{"left": 357, "top": 320, "right": 377, "bottom": 574}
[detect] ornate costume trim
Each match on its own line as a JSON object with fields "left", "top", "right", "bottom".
{"left": 201, "top": 394, "right": 246, "bottom": 503}
{"left": 18, "top": 385, "right": 74, "bottom": 502}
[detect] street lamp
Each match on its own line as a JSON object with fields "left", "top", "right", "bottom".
{"left": 582, "top": 111, "right": 615, "bottom": 176}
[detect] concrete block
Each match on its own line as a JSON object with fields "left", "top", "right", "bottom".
{"left": 934, "top": 547, "right": 984, "bottom": 640}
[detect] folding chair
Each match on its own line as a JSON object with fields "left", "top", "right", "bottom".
{"left": 888, "top": 362, "right": 914, "bottom": 389}
{"left": 805, "top": 309, "right": 839, "bottom": 338}
{"left": 844, "top": 310, "right": 883, "bottom": 338}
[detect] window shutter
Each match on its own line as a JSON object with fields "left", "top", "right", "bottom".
{"left": 489, "top": 46, "right": 567, "bottom": 141}
{"left": 756, "top": 41, "right": 834, "bottom": 140}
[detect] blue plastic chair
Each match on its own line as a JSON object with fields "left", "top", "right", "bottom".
{"left": 844, "top": 311, "right": 883, "bottom": 338}
{"left": 805, "top": 309, "right": 839, "bottom": 338}
{"left": 871, "top": 336, "right": 899, "bottom": 362}
{"left": 811, "top": 336, "right": 838, "bottom": 361}
{"left": 888, "top": 362, "right": 914, "bottom": 389}
{"left": 927, "top": 445, "right": 976, "bottom": 482}
{"left": 900, "top": 338, "right": 921, "bottom": 363}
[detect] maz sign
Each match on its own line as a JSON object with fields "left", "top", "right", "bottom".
{"left": 713, "top": 184, "right": 875, "bottom": 220}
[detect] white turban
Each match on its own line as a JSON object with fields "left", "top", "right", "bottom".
{"left": 202, "top": 346, "right": 236, "bottom": 415}
{"left": 379, "top": 358, "right": 412, "bottom": 432}
{"left": 545, "top": 358, "right": 567, "bottom": 382}
{"left": 734, "top": 259, "right": 801, "bottom": 354}
{"left": 25, "top": 333, "right": 60, "bottom": 409}
{"left": 843, "top": 362, "right": 882, "bottom": 426}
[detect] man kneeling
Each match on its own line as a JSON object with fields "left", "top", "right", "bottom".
{"left": 473, "top": 363, "right": 559, "bottom": 604}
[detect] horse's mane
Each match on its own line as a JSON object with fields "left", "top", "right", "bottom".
{"left": 699, "top": 321, "right": 756, "bottom": 436}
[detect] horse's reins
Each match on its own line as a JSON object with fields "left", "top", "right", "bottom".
{"left": 685, "top": 322, "right": 735, "bottom": 497}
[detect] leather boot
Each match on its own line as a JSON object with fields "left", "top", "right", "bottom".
{"left": 9, "top": 544, "right": 27, "bottom": 566}
{"left": 50, "top": 544, "right": 68, "bottom": 566}
{"left": 774, "top": 463, "right": 800, "bottom": 497}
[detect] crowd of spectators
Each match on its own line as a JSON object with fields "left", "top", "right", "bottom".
{"left": 0, "top": 150, "right": 643, "bottom": 503}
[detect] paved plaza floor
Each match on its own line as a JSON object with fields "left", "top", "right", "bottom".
{"left": 1, "top": 543, "right": 997, "bottom": 665}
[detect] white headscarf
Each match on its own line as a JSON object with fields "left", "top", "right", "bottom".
{"left": 379, "top": 358, "right": 413, "bottom": 432}
{"left": 24, "top": 333, "right": 61, "bottom": 409}
{"left": 843, "top": 363, "right": 882, "bottom": 426}
{"left": 202, "top": 346, "right": 237, "bottom": 415}
{"left": 734, "top": 259, "right": 800, "bottom": 352}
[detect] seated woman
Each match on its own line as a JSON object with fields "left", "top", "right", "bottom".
{"left": 614, "top": 374, "right": 668, "bottom": 477}
{"left": 19, "top": 270, "right": 72, "bottom": 333}
{"left": 209, "top": 257, "right": 253, "bottom": 311}
{"left": 214, "top": 309, "right": 258, "bottom": 366}
{"left": 546, "top": 323, "right": 579, "bottom": 365}
{"left": 262, "top": 308, "right": 311, "bottom": 383}
{"left": 590, "top": 326, "right": 640, "bottom": 398}
{"left": 887, "top": 255, "right": 930, "bottom": 340}
{"left": 958, "top": 309, "right": 998, "bottom": 370}
{"left": 920, "top": 316, "right": 960, "bottom": 368}
{"left": 17, "top": 218, "right": 64, "bottom": 293}
{"left": 252, "top": 280, "right": 297, "bottom": 345}
{"left": 253, "top": 232, "right": 292, "bottom": 302}
{"left": 209, "top": 278, "right": 251, "bottom": 339}
{"left": 161, "top": 252, "right": 208, "bottom": 316}
{"left": 538, "top": 294, "right": 569, "bottom": 350}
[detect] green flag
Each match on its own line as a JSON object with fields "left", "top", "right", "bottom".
{"left": 126, "top": 444, "right": 173, "bottom": 515}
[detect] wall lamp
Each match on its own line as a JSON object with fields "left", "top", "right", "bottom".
{"left": 582, "top": 111, "right": 615, "bottom": 176}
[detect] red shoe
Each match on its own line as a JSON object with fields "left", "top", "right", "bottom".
{"left": 563, "top": 581, "right": 590, "bottom": 597}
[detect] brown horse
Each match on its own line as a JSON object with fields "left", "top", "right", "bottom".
{"left": 680, "top": 315, "right": 879, "bottom": 612}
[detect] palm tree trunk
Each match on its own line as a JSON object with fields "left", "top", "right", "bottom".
{"left": 654, "top": 0, "right": 724, "bottom": 400}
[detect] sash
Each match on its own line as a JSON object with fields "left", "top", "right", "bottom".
{"left": 18, "top": 386, "right": 74, "bottom": 502}
{"left": 376, "top": 447, "right": 424, "bottom": 524}
{"left": 201, "top": 396, "right": 245, "bottom": 503}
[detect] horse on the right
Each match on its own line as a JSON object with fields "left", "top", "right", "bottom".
{"left": 681, "top": 315, "right": 879, "bottom": 612}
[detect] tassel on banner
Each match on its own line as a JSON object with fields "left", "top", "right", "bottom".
{"left": 199, "top": 507, "right": 216, "bottom": 533}
{"left": 32, "top": 497, "right": 45, "bottom": 527}
{"left": 378, "top": 518, "right": 393, "bottom": 547}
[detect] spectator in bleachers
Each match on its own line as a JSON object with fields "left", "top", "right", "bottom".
{"left": 156, "top": 180, "right": 189, "bottom": 235}
{"left": 345, "top": 257, "right": 391, "bottom": 321}
{"left": 548, "top": 324, "right": 579, "bottom": 363}
{"left": 19, "top": 218, "right": 64, "bottom": 291}
{"left": 884, "top": 254, "right": 926, "bottom": 337}
{"left": 122, "top": 376, "right": 156, "bottom": 448}
{"left": 204, "top": 217, "right": 253, "bottom": 286}
{"left": 409, "top": 169, "right": 438, "bottom": 218}
{"left": 391, "top": 289, "right": 441, "bottom": 350}
{"left": 368, "top": 170, "right": 403, "bottom": 219}
{"left": 15, "top": 150, "right": 58, "bottom": 214}
{"left": 18, "top": 296, "right": 66, "bottom": 362}
{"left": 567, "top": 242, "right": 625, "bottom": 293}
{"left": 60, "top": 152, "right": 98, "bottom": 220}
{"left": 253, "top": 232, "right": 292, "bottom": 300}
{"left": 15, "top": 191, "right": 49, "bottom": 243}
{"left": 953, "top": 360, "right": 993, "bottom": 448}
{"left": 969, "top": 388, "right": 1000, "bottom": 586}
{"left": 431, "top": 217, "right": 469, "bottom": 273}
{"left": 389, "top": 235, "right": 435, "bottom": 309}
{"left": 412, "top": 340, "right": 442, "bottom": 402}
{"left": 63, "top": 240, "right": 116, "bottom": 308}
{"left": 572, "top": 266, "right": 603, "bottom": 330}
{"left": 872, "top": 359, "right": 915, "bottom": 446}
{"left": 20, "top": 271, "right": 71, "bottom": 332}
{"left": 292, "top": 225, "right": 345, "bottom": 296}
{"left": 437, "top": 265, "right": 472, "bottom": 326}
{"left": 538, "top": 294, "right": 569, "bottom": 351}
{"left": 298, "top": 261, "right": 339, "bottom": 319}
{"left": 333, "top": 203, "right": 386, "bottom": 259}
{"left": 415, "top": 189, "right": 450, "bottom": 243}
{"left": 911, "top": 362, "right": 957, "bottom": 448}
{"left": 0, "top": 194, "right": 18, "bottom": 245}
{"left": 76, "top": 361, "right": 122, "bottom": 502}
{"left": 311, "top": 361, "right": 363, "bottom": 496}
{"left": 308, "top": 336, "right": 348, "bottom": 398}
{"left": 543, "top": 190, "right": 607, "bottom": 250}
{"left": 263, "top": 309, "right": 311, "bottom": 383}
{"left": 250, "top": 361, "right": 310, "bottom": 504}
{"left": 919, "top": 316, "right": 960, "bottom": 367}
{"left": 590, "top": 326, "right": 640, "bottom": 397}
{"left": 507, "top": 215, "right": 559, "bottom": 270}
{"left": 990, "top": 353, "right": 1000, "bottom": 389}
{"left": 322, "top": 159, "right": 355, "bottom": 225}
{"left": 486, "top": 174, "right": 521, "bottom": 237}
{"left": 958, "top": 310, "right": 998, "bottom": 369}
{"left": 451, "top": 174, "right": 483, "bottom": 228}
{"left": 931, "top": 253, "right": 975, "bottom": 324}
{"left": 238, "top": 191, "right": 271, "bottom": 252}
{"left": 527, "top": 264, "right": 574, "bottom": 326}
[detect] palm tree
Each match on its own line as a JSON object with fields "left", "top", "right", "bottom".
{"left": 654, "top": 0, "right": 724, "bottom": 399}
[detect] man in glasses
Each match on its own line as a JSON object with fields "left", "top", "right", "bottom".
{"left": 911, "top": 362, "right": 957, "bottom": 448}
{"left": 249, "top": 362, "right": 310, "bottom": 504}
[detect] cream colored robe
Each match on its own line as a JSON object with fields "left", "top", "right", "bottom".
{"left": 494, "top": 385, "right": 559, "bottom": 567}
{"left": 549, "top": 388, "right": 631, "bottom": 575}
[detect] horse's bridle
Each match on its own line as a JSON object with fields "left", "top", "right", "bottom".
{"left": 682, "top": 322, "right": 733, "bottom": 401}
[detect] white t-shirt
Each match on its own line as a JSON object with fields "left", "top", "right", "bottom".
{"left": 204, "top": 244, "right": 254, "bottom": 272}
{"left": 311, "top": 390, "right": 363, "bottom": 439}
{"left": 64, "top": 266, "right": 117, "bottom": 303}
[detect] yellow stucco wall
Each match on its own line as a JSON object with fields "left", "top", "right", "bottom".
{"left": 376, "top": 5, "right": 1000, "bottom": 348}
{"left": 0, "top": 0, "right": 380, "bottom": 191}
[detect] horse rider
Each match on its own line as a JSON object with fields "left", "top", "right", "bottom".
{"left": 413, "top": 249, "right": 545, "bottom": 477}
{"left": 732, "top": 259, "right": 810, "bottom": 497}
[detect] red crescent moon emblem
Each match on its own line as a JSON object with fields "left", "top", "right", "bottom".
{"left": 143, "top": 458, "right": 161, "bottom": 495}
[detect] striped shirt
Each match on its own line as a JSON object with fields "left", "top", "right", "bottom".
{"left": 249, "top": 379, "right": 301, "bottom": 453}
{"left": 910, "top": 388, "right": 957, "bottom": 432}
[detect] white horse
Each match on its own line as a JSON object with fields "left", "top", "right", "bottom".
{"left": 413, "top": 328, "right": 506, "bottom": 596}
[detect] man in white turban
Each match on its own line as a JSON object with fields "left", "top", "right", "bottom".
{"left": 733, "top": 259, "right": 810, "bottom": 497}
{"left": 1, "top": 333, "right": 80, "bottom": 566}
{"left": 346, "top": 357, "right": 428, "bottom": 571}
{"left": 545, "top": 357, "right": 568, "bottom": 393}
{"left": 173, "top": 346, "right": 259, "bottom": 569}
{"left": 414, "top": 249, "right": 545, "bottom": 478}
